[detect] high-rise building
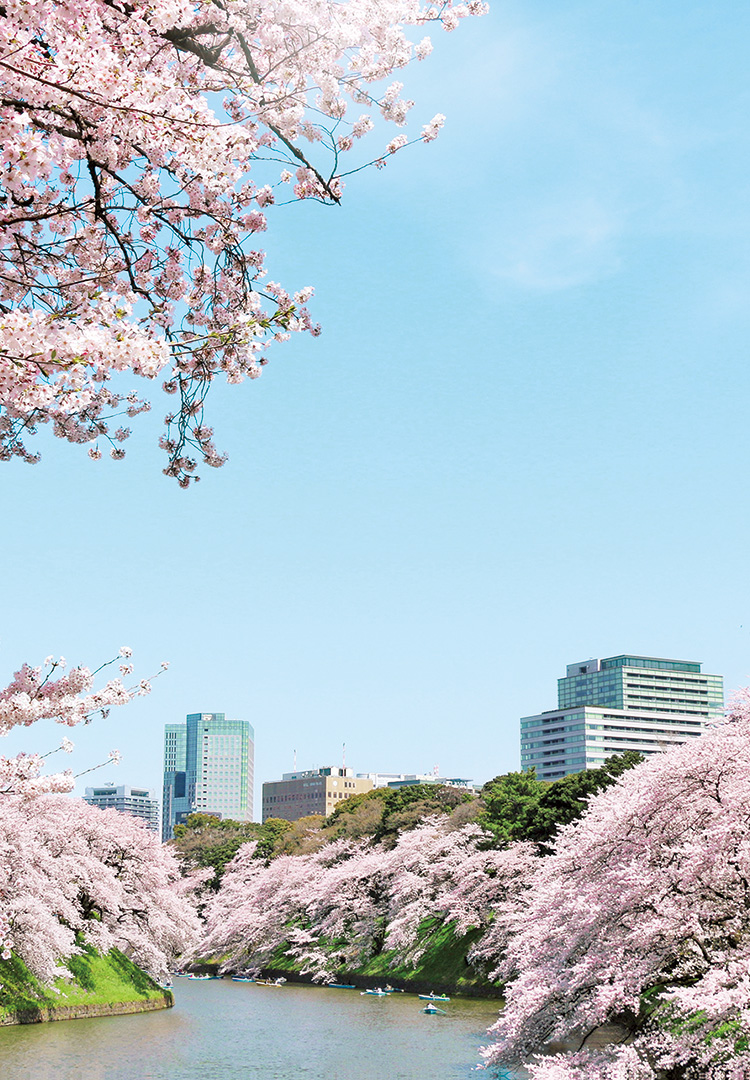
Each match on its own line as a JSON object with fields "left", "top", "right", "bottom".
{"left": 163, "top": 722, "right": 189, "bottom": 839}
{"left": 520, "top": 654, "right": 724, "bottom": 782}
{"left": 162, "top": 713, "right": 254, "bottom": 841}
{"left": 262, "top": 766, "right": 374, "bottom": 823}
{"left": 83, "top": 783, "right": 159, "bottom": 833}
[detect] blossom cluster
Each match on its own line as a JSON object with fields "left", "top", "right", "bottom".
{"left": 0, "top": 0, "right": 486, "bottom": 484}
{"left": 0, "top": 651, "right": 164, "bottom": 794}
{"left": 200, "top": 817, "right": 534, "bottom": 981}
{"left": 0, "top": 658, "right": 129, "bottom": 736}
{"left": 0, "top": 794, "right": 203, "bottom": 981}
{"left": 483, "top": 697, "right": 750, "bottom": 1080}
{"left": 0, "top": 645, "right": 198, "bottom": 982}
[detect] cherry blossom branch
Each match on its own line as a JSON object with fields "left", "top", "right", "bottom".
{"left": 0, "top": 650, "right": 167, "bottom": 794}
{"left": 0, "top": 0, "right": 486, "bottom": 483}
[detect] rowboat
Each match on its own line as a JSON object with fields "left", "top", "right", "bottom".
{"left": 418, "top": 993, "right": 450, "bottom": 1002}
{"left": 422, "top": 1002, "right": 446, "bottom": 1015}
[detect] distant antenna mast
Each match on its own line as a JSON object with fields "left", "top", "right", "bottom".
{"left": 342, "top": 742, "right": 346, "bottom": 771}
{"left": 293, "top": 749, "right": 297, "bottom": 771}
{"left": 432, "top": 763, "right": 440, "bottom": 777}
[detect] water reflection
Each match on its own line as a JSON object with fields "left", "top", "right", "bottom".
{"left": 0, "top": 980, "right": 525, "bottom": 1080}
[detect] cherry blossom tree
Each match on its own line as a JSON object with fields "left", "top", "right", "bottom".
{"left": 200, "top": 836, "right": 392, "bottom": 978}
{"left": 0, "top": 648, "right": 201, "bottom": 982}
{"left": 0, "top": 793, "right": 203, "bottom": 981}
{"left": 484, "top": 698, "right": 750, "bottom": 1080}
{"left": 0, "top": 0, "right": 486, "bottom": 485}
{"left": 0, "top": 649, "right": 165, "bottom": 794}
{"left": 200, "top": 839, "right": 319, "bottom": 972}
{"left": 285, "top": 837, "right": 394, "bottom": 975}
{"left": 200, "top": 816, "right": 534, "bottom": 982}
{"left": 384, "top": 818, "right": 532, "bottom": 965}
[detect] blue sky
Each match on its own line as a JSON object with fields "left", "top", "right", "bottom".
{"left": 4, "top": 0, "right": 750, "bottom": 816}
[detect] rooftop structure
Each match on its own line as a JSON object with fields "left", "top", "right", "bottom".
{"left": 356, "top": 771, "right": 477, "bottom": 791}
{"left": 368, "top": 773, "right": 477, "bottom": 792}
{"left": 386, "top": 777, "right": 477, "bottom": 791}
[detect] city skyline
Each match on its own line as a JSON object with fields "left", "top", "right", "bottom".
{"left": 0, "top": 641, "right": 743, "bottom": 822}
{"left": 79, "top": 648, "right": 729, "bottom": 833}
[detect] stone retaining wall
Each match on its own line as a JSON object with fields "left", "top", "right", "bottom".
{"left": 192, "top": 960, "right": 503, "bottom": 1000}
{"left": 258, "top": 968, "right": 504, "bottom": 1000}
{"left": 1, "top": 991, "right": 173, "bottom": 1025}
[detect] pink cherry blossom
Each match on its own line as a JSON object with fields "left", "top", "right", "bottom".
{"left": 0, "top": 0, "right": 486, "bottom": 485}
{"left": 200, "top": 817, "right": 534, "bottom": 983}
{"left": 0, "top": 648, "right": 198, "bottom": 983}
{"left": 0, "top": 794, "right": 203, "bottom": 982}
{"left": 484, "top": 695, "right": 750, "bottom": 1080}
{"left": 0, "top": 651, "right": 166, "bottom": 793}
{"left": 421, "top": 113, "right": 446, "bottom": 142}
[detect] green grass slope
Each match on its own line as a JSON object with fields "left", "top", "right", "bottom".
{"left": 0, "top": 947, "right": 171, "bottom": 1023}
{"left": 357, "top": 920, "right": 493, "bottom": 991}
{"left": 258, "top": 918, "right": 502, "bottom": 998}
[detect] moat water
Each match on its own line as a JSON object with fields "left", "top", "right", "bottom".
{"left": 0, "top": 979, "right": 525, "bottom": 1080}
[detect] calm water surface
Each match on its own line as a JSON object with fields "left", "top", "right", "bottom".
{"left": 0, "top": 980, "right": 525, "bottom": 1080}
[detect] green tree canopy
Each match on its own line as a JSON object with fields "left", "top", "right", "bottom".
{"left": 170, "top": 814, "right": 292, "bottom": 888}
{"left": 479, "top": 752, "right": 645, "bottom": 848}
{"left": 320, "top": 783, "right": 477, "bottom": 845}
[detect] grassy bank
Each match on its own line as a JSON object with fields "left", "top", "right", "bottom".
{"left": 355, "top": 921, "right": 498, "bottom": 995}
{"left": 0, "top": 947, "right": 172, "bottom": 1024}
{"left": 215, "top": 918, "right": 503, "bottom": 999}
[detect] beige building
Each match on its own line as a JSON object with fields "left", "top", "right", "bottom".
{"left": 262, "top": 766, "right": 374, "bottom": 823}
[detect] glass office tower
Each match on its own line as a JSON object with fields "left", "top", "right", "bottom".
{"left": 521, "top": 655, "right": 723, "bottom": 782}
{"left": 162, "top": 712, "right": 254, "bottom": 840}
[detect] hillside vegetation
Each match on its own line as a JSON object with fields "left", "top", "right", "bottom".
{"left": 195, "top": 757, "right": 646, "bottom": 995}
{"left": 262, "top": 918, "right": 499, "bottom": 997}
{"left": 174, "top": 755, "right": 645, "bottom": 888}
{"left": 0, "top": 946, "right": 171, "bottom": 1024}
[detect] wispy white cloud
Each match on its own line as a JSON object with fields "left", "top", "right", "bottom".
{"left": 437, "top": 3, "right": 750, "bottom": 292}
{"left": 490, "top": 196, "right": 623, "bottom": 290}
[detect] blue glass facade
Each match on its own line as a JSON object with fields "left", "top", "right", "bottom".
{"left": 162, "top": 713, "right": 254, "bottom": 840}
